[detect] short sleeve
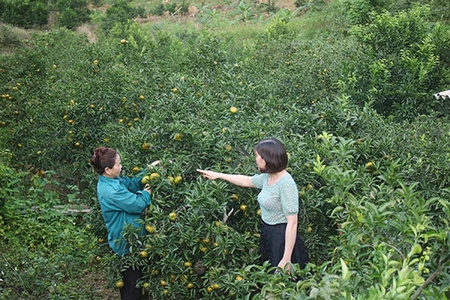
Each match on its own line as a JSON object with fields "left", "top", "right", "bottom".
{"left": 280, "top": 177, "right": 299, "bottom": 216}
{"left": 251, "top": 174, "right": 268, "bottom": 189}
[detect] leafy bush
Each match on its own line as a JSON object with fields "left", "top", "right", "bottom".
{"left": 0, "top": 0, "right": 49, "bottom": 29}
{"left": 0, "top": 163, "right": 100, "bottom": 299}
{"left": 150, "top": 3, "right": 167, "bottom": 16}
{"left": 100, "top": 0, "right": 146, "bottom": 32}
{"left": 0, "top": 0, "right": 92, "bottom": 29}
{"left": 55, "top": 0, "right": 91, "bottom": 29}
{"left": 307, "top": 130, "right": 450, "bottom": 299}
{"left": 342, "top": 0, "right": 396, "bottom": 25}
{"left": 149, "top": 1, "right": 190, "bottom": 16}
{"left": 341, "top": 4, "right": 450, "bottom": 119}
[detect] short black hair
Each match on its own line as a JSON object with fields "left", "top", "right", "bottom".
{"left": 254, "top": 138, "right": 287, "bottom": 173}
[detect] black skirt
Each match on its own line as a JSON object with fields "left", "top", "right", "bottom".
{"left": 260, "top": 221, "right": 309, "bottom": 269}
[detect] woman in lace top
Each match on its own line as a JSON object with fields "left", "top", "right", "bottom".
{"left": 197, "top": 138, "right": 308, "bottom": 271}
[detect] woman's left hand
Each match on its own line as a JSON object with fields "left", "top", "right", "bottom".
{"left": 278, "top": 259, "right": 292, "bottom": 272}
{"left": 149, "top": 160, "right": 161, "bottom": 167}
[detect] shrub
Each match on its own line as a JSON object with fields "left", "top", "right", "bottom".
{"left": 55, "top": 0, "right": 91, "bottom": 29}
{"left": 0, "top": 164, "right": 99, "bottom": 298}
{"left": 0, "top": 0, "right": 49, "bottom": 29}
{"left": 101, "top": 0, "right": 144, "bottom": 32}
{"left": 342, "top": 5, "right": 449, "bottom": 119}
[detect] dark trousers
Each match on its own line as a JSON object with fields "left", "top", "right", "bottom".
{"left": 120, "top": 267, "right": 143, "bottom": 300}
{"left": 260, "top": 221, "right": 309, "bottom": 269}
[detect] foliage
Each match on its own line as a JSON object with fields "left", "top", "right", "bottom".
{"left": 55, "top": 0, "right": 92, "bottom": 29}
{"left": 100, "top": 0, "right": 147, "bottom": 32}
{"left": 0, "top": 0, "right": 49, "bottom": 29}
{"left": 309, "top": 128, "right": 450, "bottom": 298}
{"left": 394, "top": 0, "right": 450, "bottom": 24}
{"left": 149, "top": 0, "right": 190, "bottom": 16}
{"left": 0, "top": 0, "right": 93, "bottom": 29}
{"left": 1, "top": 0, "right": 450, "bottom": 298}
{"left": 294, "top": 0, "right": 326, "bottom": 11}
{"left": 342, "top": 0, "right": 396, "bottom": 25}
{"left": 340, "top": 4, "right": 450, "bottom": 119}
{"left": 0, "top": 162, "right": 100, "bottom": 299}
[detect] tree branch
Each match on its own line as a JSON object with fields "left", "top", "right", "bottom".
{"left": 411, "top": 257, "right": 445, "bottom": 300}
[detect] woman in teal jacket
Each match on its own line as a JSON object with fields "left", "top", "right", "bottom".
{"left": 90, "top": 146, "right": 152, "bottom": 300}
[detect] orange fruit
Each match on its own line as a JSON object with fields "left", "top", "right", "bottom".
{"left": 174, "top": 175, "right": 182, "bottom": 184}
{"left": 139, "top": 250, "right": 149, "bottom": 258}
{"left": 141, "top": 175, "right": 150, "bottom": 184}
{"left": 169, "top": 212, "right": 177, "bottom": 221}
{"left": 184, "top": 261, "right": 192, "bottom": 267}
{"left": 174, "top": 133, "right": 182, "bottom": 141}
{"left": 145, "top": 224, "right": 155, "bottom": 233}
{"left": 115, "top": 280, "right": 124, "bottom": 289}
{"left": 142, "top": 142, "right": 151, "bottom": 150}
{"left": 150, "top": 172, "right": 160, "bottom": 180}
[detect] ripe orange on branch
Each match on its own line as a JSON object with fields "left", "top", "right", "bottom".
{"left": 145, "top": 224, "right": 155, "bottom": 233}
{"left": 115, "top": 280, "right": 124, "bottom": 289}
{"left": 169, "top": 212, "right": 177, "bottom": 221}
{"left": 139, "top": 250, "right": 149, "bottom": 258}
{"left": 184, "top": 261, "right": 193, "bottom": 267}
{"left": 174, "top": 175, "right": 182, "bottom": 184}
{"left": 142, "top": 142, "right": 151, "bottom": 150}
{"left": 150, "top": 172, "right": 160, "bottom": 180}
{"left": 141, "top": 175, "right": 151, "bottom": 184}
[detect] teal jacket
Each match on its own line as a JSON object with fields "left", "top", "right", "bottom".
{"left": 97, "top": 173, "right": 151, "bottom": 256}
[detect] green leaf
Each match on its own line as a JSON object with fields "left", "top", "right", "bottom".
{"left": 340, "top": 258, "right": 351, "bottom": 281}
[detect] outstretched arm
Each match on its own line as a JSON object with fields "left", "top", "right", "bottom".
{"left": 196, "top": 169, "right": 256, "bottom": 188}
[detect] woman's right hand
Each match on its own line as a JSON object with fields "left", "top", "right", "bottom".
{"left": 197, "top": 169, "right": 255, "bottom": 187}
{"left": 143, "top": 184, "right": 152, "bottom": 194}
{"left": 196, "top": 169, "right": 221, "bottom": 180}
